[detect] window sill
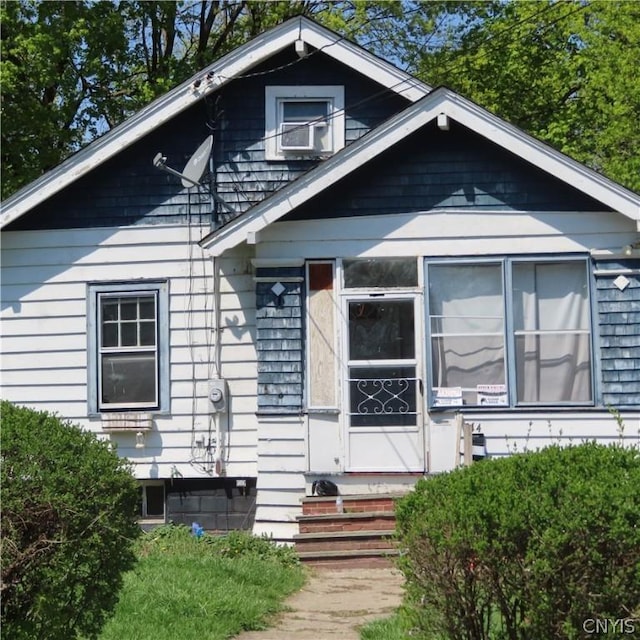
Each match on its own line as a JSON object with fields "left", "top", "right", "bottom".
{"left": 265, "top": 152, "right": 333, "bottom": 162}
{"left": 433, "top": 404, "right": 599, "bottom": 414}
{"left": 138, "top": 517, "right": 166, "bottom": 530}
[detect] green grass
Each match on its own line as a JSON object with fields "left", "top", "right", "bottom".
{"left": 97, "top": 526, "right": 306, "bottom": 640}
{"left": 360, "top": 610, "right": 415, "bottom": 640}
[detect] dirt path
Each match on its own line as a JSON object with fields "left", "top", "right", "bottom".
{"left": 234, "top": 567, "right": 405, "bottom": 640}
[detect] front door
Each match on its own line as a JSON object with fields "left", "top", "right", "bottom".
{"left": 344, "top": 295, "right": 424, "bottom": 471}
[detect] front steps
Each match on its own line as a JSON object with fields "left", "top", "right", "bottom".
{"left": 294, "top": 493, "right": 404, "bottom": 568}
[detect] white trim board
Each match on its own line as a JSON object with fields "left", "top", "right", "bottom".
{"left": 0, "top": 17, "right": 430, "bottom": 229}
{"left": 200, "top": 87, "right": 640, "bottom": 256}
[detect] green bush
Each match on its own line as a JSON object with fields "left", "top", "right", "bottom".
{"left": 0, "top": 401, "right": 141, "bottom": 639}
{"left": 141, "top": 523, "right": 301, "bottom": 568}
{"left": 395, "top": 443, "right": 640, "bottom": 640}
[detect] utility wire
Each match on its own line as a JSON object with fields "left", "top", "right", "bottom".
{"left": 202, "top": 1, "right": 592, "bottom": 210}
{"left": 233, "top": 1, "right": 591, "bottom": 149}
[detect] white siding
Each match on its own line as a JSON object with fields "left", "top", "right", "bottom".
{"left": 255, "top": 209, "right": 637, "bottom": 260}
{"left": 0, "top": 225, "right": 258, "bottom": 481}
{"left": 241, "top": 207, "right": 640, "bottom": 537}
{"left": 252, "top": 417, "right": 307, "bottom": 543}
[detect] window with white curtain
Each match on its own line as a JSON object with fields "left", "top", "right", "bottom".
{"left": 426, "top": 258, "right": 593, "bottom": 407}
{"left": 512, "top": 261, "right": 592, "bottom": 403}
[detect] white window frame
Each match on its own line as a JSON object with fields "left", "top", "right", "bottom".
{"left": 425, "top": 256, "right": 595, "bottom": 409}
{"left": 265, "top": 85, "right": 345, "bottom": 160}
{"left": 87, "top": 281, "right": 169, "bottom": 415}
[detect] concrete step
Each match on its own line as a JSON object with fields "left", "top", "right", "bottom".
{"left": 294, "top": 529, "right": 396, "bottom": 553}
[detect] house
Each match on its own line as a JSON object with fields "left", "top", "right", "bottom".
{"left": 2, "top": 16, "right": 639, "bottom": 543}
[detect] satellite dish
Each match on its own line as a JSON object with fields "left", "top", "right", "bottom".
{"left": 152, "top": 135, "right": 234, "bottom": 214}
{"left": 181, "top": 135, "right": 213, "bottom": 188}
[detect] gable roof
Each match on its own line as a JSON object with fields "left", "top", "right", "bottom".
{"left": 200, "top": 86, "right": 640, "bottom": 256}
{"left": 0, "top": 16, "right": 430, "bottom": 230}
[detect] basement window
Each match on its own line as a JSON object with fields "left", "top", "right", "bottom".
{"left": 138, "top": 481, "right": 165, "bottom": 521}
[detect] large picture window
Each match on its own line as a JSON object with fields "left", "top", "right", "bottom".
{"left": 88, "top": 281, "right": 169, "bottom": 414}
{"left": 426, "top": 258, "right": 593, "bottom": 407}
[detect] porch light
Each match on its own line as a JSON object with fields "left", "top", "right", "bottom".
{"left": 135, "top": 431, "right": 145, "bottom": 449}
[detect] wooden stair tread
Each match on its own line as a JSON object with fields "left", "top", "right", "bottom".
{"left": 297, "top": 548, "right": 400, "bottom": 560}
{"left": 294, "top": 529, "right": 395, "bottom": 541}
{"left": 297, "top": 510, "right": 396, "bottom": 522}
{"left": 302, "top": 492, "right": 407, "bottom": 502}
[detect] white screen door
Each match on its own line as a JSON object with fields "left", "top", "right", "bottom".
{"left": 344, "top": 295, "right": 424, "bottom": 471}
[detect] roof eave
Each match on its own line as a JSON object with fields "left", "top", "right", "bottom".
{"left": 0, "top": 16, "right": 430, "bottom": 229}
{"left": 200, "top": 88, "right": 640, "bottom": 256}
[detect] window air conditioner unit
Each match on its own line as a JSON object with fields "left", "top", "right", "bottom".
{"left": 280, "top": 122, "right": 315, "bottom": 151}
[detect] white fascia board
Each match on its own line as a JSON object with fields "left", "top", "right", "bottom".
{"left": 201, "top": 87, "right": 640, "bottom": 256}
{"left": 299, "top": 21, "right": 430, "bottom": 102}
{"left": 444, "top": 93, "right": 640, "bottom": 221}
{"left": 201, "top": 94, "right": 447, "bottom": 256}
{"left": 0, "top": 23, "right": 298, "bottom": 229}
{"left": 0, "top": 17, "right": 428, "bottom": 229}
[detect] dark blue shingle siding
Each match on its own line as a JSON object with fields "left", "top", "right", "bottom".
{"left": 255, "top": 266, "right": 305, "bottom": 413}
{"left": 7, "top": 48, "right": 408, "bottom": 232}
{"left": 284, "top": 122, "right": 612, "bottom": 222}
{"left": 595, "top": 259, "right": 640, "bottom": 407}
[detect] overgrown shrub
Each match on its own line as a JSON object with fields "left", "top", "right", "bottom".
{"left": 0, "top": 401, "right": 141, "bottom": 639}
{"left": 141, "top": 523, "right": 301, "bottom": 568}
{"left": 395, "top": 443, "right": 640, "bottom": 640}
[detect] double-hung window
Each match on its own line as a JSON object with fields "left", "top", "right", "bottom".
{"left": 88, "top": 281, "right": 169, "bottom": 414}
{"left": 265, "top": 86, "right": 344, "bottom": 160}
{"left": 426, "top": 257, "right": 593, "bottom": 408}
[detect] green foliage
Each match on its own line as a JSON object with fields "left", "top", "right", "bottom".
{"left": 0, "top": 0, "right": 412, "bottom": 200}
{"left": 415, "top": 0, "right": 640, "bottom": 193}
{"left": 99, "top": 523, "right": 305, "bottom": 640}
{"left": 395, "top": 443, "right": 640, "bottom": 640}
{"left": 2, "top": 0, "right": 637, "bottom": 199}
{"left": 140, "top": 523, "right": 300, "bottom": 568}
{"left": 360, "top": 609, "right": 418, "bottom": 640}
{"left": 0, "top": 401, "right": 141, "bottom": 640}
{"left": 0, "top": 0, "right": 130, "bottom": 198}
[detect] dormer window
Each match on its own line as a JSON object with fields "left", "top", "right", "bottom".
{"left": 265, "top": 86, "right": 344, "bottom": 160}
